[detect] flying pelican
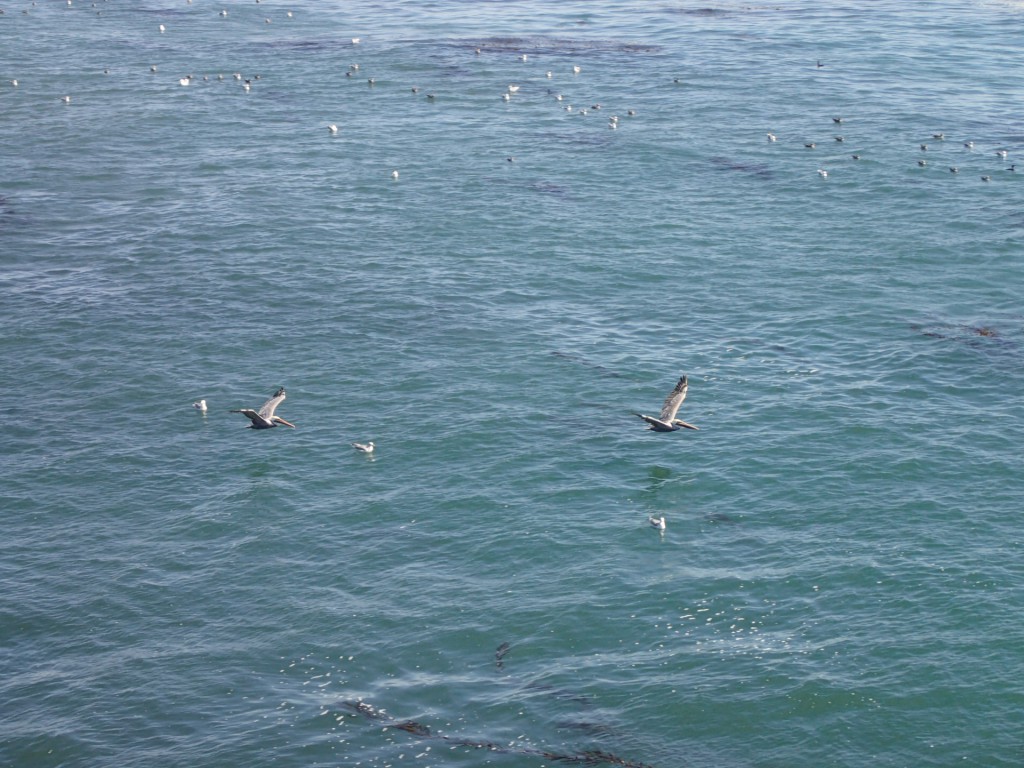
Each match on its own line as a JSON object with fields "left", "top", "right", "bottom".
{"left": 352, "top": 441, "right": 375, "bottom": 454}
{"left": 193, "top": 399, "right": 207, "bottom": 413}
{"left": 231, "top": 387, "right": 295, "bottom": 429}
{"left": 635, "top": 376, "right": 699, "bottom": 432}
{"left": 650, "top": 515, "right": 666, "bottom": 531}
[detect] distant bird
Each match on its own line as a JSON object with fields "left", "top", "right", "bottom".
{"left": 572, "top": 65, "right": 581, "bottom": 74}
{"left": 219, "top": 9, "right": 227, "bottom": 16}
{"left": 60, "top": 95, "right": 71, "bottom": 104}
{"left": 519, "top": 54, "right": 527, "bottom": 61}
{"left": 766, "top": 132, "right": 777, "bottom": 142}
{"left": 832, "top": 116, "right": 843, "bottom": 123}
{"left": 650, "top": 516, "right": 666, "bottom": 531}
{"left": 834, "top": 136, "right": 844, "bottom": 142}
{"left": 351, "top": 37, "right": 361, "bottom": 44}
{"left": 949, "top": 166, "right": 959, "bottom": 173}
{"left": 10, "top": 79, "right": 17, "bottom": 87}
{"left": 817, "top": 168, "right": 828, "bottom": 178}
{"left": 1008, "top": 165, "right": 1017, "bottom": 172}
{"left": 328, "top": 123, "right": 338, "bottom": 134}
{"left": 627, "top": 109, "right": 636, "bottom": 116}
{"left": 851, "top": 154, "right": 861, "bottom": 160}
{"left": 158, "top": 23, "right": 165, "bottom": 33}
{"left": 193, "top": 399, "right": 207, "bottom": 413}
{"left": 804, "top": 142, "right": 816, "bottom": 149}
{"left": 932, "top": 133, "right": 945, "bottom": 140}
{"left": 179, "top": 75, "right": 191, "bottom": 86}
{"left": 918, "top": 159, "right": 927, "bottom": 166}
{"left": 981, "top": 175, "right": 991, "bottom": 182}
{"left": 502, "top": 92, "right": 510, "bottom": 102}
{"left": 996, "top": 149, "right": 1008, "bottom": 159}
{"left": 231, "top": 387, "right": 295, "bottom": 429}
{"left": 391, "top": 169, "right": 399, "bottom": 179}
{"left": 635, "top": 376, "right": 699, "bottom": 432}
{"left": 507, "top": 84, "right": 519, "bottom": 93}
{"left": 920, "top": 144, "right": 928, "bottom": 151}
{"left": 352, "top": 441, "right": 375, "bottom": 454}
{"left": 816, "top": 60, "right": 824, "bottom": 68}
{"left": 963, "top": 141, "right": 974, "bottom": 149}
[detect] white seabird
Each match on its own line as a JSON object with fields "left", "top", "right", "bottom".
{"left": 635, "top": 375, "right": 699, "bottom": 432}
{"left": 650, "top": 516, "right": 666, "bottom": 531}
{"left": 818, "top": 168, "right": 828, "bottom": 178}
{"left": 193, "top": 399, "right": 207, "bottom": 413}
{"left": 328, "top": 123, "right": 338, "bottom": 134}
{"left": 352, "top": 441, "right": 375, "bottom": 454}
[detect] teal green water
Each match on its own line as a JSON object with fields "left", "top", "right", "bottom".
{"left": 3, "top": 2, "right": 1024, "bottom": 766}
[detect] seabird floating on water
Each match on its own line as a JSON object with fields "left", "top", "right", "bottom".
{"left": 231, "top": 388, "right": 295, "bottom": 429}
{"left": 635, "top": 376, "right": 699, "bottom": 432}
{"left": 193, "top": 399, "right": 207, "bottom": 413}
{"left": 650, "top": 516, "right": 666, "bottom": 531}
{"left": 328, "top": 123, "right": 338, "bottom": 134}
{"left": 817, "top": 168, "right": 828, "bottom": 178}
{"left": 767, "top": 132, "right": 777, "bottom": 142}
{"left": 352, "top": 441, "right": 375, "bottom": 454}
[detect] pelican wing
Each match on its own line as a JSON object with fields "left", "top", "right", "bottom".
{"left": 231, "top": 408, "right": 262, "bottom": 423}
{"left": 257, "top": 388, "right": 286, "bottom": 419}
{"left": 658, "top": 376, "right": 688, "bottom": 422}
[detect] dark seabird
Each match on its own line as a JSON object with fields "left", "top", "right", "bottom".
{"left": 231, "top": 388, "right": 295, "bottom": 429}
{"left": 635, "top": 376, "right": 699, "bottom": 432}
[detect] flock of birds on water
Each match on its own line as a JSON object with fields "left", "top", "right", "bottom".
{"left": 196, "top": 375, "right": 697, "bottom": 534}
{"left": 780, "top": 118, "right": 1018, "bottom": 182}
{"left": 8, "top": 2, "right": 1018, "bottom": 188}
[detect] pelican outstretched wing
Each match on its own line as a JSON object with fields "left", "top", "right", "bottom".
{"left": 258, "top": 388, "right": 286, "bottom": 419}
{"left": 658, "top": 376, "right": 688, "bottom": 422}
{"left": 231, "top": 408, "right": 261, "bottom": 422}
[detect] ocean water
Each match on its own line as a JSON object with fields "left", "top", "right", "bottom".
{"left": 2, "top": 1, "right": 1024, "bottom": 766}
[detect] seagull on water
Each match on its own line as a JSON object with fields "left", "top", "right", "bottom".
{"left": 635, "top": 375, "right": 699, "bottom": 432}
{"left": 231, "top": 387, "right": 295, "bottom": 429}
{"left": 767, "top": 132, "right": 777, "bottom": 142}
{"left": 193, "top": 399, "right": 207, "bottom": 413}
{"left": 352, "top": 441, "right": 375, "bottom": 454}
{"left": 818, "top": 168, "right": 828, "bottom": 178}
{"left": 328, "top": 123, "right": 338, "bottom": 134}
{"left": 650, "top": 516, "right": 666, "bottom": 531}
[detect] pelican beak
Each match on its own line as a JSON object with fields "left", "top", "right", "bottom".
{"left": 274, "top": 417, "right": 296, "bottom": 428}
